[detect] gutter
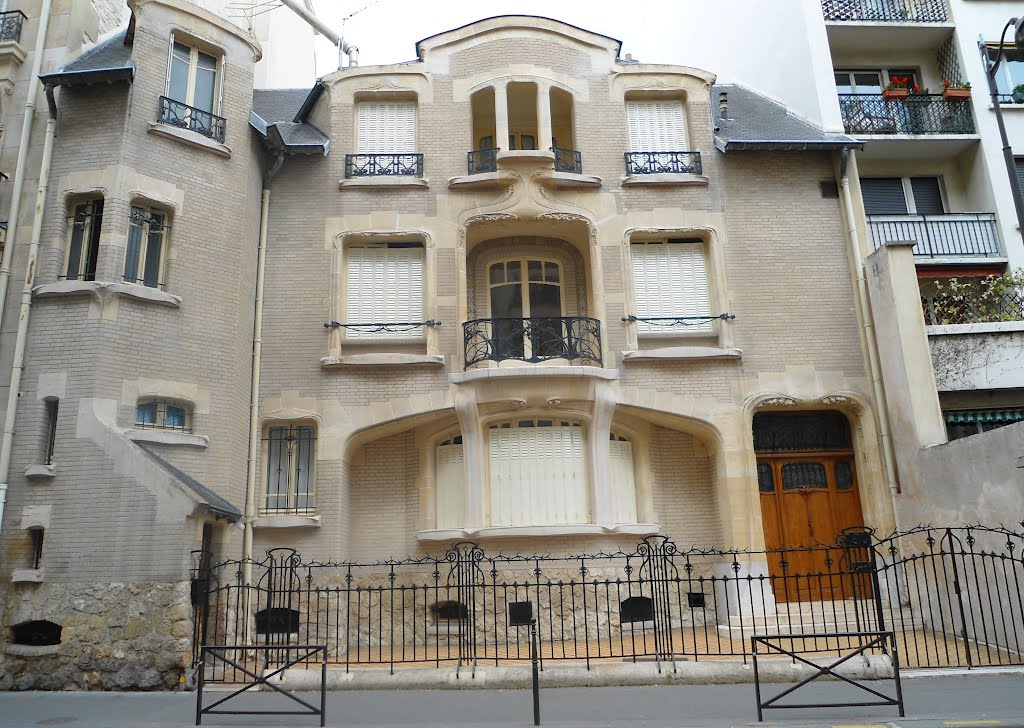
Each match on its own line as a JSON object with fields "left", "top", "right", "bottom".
{"left": 714, "top": 137, "right": 865, "bottom": 152}
{"left": 37, "top": 65, "right": 134, "bottom": 87}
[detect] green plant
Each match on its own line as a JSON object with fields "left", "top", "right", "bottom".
{"left": 943, "top": 80, "right": 971, "bottom": 90}
{"left": 922, "top": 269, "right": 1024, "bottom": 325}
{"left": 1014, "top": 83, "right": 1024, "bottom": 93}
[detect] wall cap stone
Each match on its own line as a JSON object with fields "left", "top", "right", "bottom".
{"left": 622, "top": 347, "right": 742, "bottom": 361}
{"left": 321, "top": 353, "right": 444, "bottom": 367}
{"left": 24, "top": 463, "right": 56, "bottom": 479}
{"left": 339, "top": 176, "right": 429, "bottom": 189}
{"left": 125, "top": 429, "right": 209, "bottom": 448}
{"left": 926, "top": 321, "right": 1024, "bottom": 336}
{"left": 148, "top": 122, "right": 232, "bottom": 159}
{"left": 11, "top": 568, "right": 44, "bottom": 583}
{"left": 448, "top": 170, "right": 517, "bottom": 189}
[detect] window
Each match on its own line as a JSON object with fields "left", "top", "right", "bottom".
{"left": 43, "top": 399, "right": 58, "bottom": 466}
{"left": 626, "top": 99, "right": 687, "bottom": 152}
{"left": 436, "top": 435, "right": 465, "bottom": 530}
{"left": 356, "top": 101, "right": 416, "bottom": 154}
{"left": 1015, "top": 158, "right": 1024, "bottom": 195}
{"left": 487, "top": 419, "right": 588, "bottom": 527}
{"left": 630, "top": 238, "right": 711, "bottom": 333}
{"left": 861, "top": 177, "right": 945, "bottom": 215}
{"left": 29, "top": 528, "right": 43, "bottom": 569}
{"left": 64, "top": 198, "right": 103, "bottom": 282}
{"left": 345, "top": 242, "right": 424, "bottom": 338}
{"left": 263, "top": 424, "right": 316, "bottom": 514}
{"left": 123, "top": 205, "right": 167, "bottom": 288}
{"left": 987, "top": 47, "right": 1024, "bottom": 98}
{"left": 945, "top": 409, "right": 1024, "bottom": 441}
{"left": 136, "top": 399, "right": 191, "bottom": 432}
{"left": 488, "top": 258, "right": 564, "bottom": 360}
{"left": 833, "top": 68, "right": 918, "bottom": 95}
{"left": 169, "top": 40, "right": 218, "bottom": 114}
{"left": 609, "top": 433, "right": 637, "bottom": 523}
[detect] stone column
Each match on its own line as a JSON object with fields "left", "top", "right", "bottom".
{"left": 536, "top": 82, "right": 552, "bottom": 150}
{"left": 454, "top": 386, "right": 486, "bottom": 530}
{"left": 494, "top": 81, "right": 510, "bottom": 152}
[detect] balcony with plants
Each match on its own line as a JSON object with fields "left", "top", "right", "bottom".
{"left": 839, "top": 76, "right": 974, "bottom": 135}
{"left": 821, "top": 0, "right": 948, "bottom": 23}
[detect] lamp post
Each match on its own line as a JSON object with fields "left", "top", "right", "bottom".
{"left": 980, "top": 18, "right": 1024, "bottom": 243}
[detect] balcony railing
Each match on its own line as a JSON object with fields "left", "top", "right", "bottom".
{"left": 158, "top": 96, "right": 226, "bottom": 144}
{"left": 839, "top": 94, "right": 973, "bottom": 135}
{"left": 624, "top": 151, "right": 702, "bottom": 175}
{"left": 344, "top": 153, "right": 423, "bottom": 178}
{"left": 922, "top": 289, "right": 1024, "bottom": 325}
{"left": 0, "top": 10, "right": 26, "bottom": 43}
{"left": 821, "top": 0, "right": 948, "bottom": 22}
{"left": 867, "top": 213, "right": 1001, "bottom": 258}
{"left": 467, "top": 148, "right": 498, "bottom": 175}
{"left": 463, "top": 316, "right": 602, "bottom": 368}
{"left": 552, "top": 146, "right": 582, "bottom": 174}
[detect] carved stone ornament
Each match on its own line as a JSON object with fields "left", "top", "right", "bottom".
{"left": 759, "top": 396, "right": 799, "bottom": 408}
{"left": 510, "top": 399, "right": 527, "bottom": 409}
{"left": 546, "top": 398, "right": 562, "bottom": 407}
{"left": 469, "top": 213, "right": 519, "bottom": 224}
{"left": 819, "top": 395, "right": 859, "bottom": 410}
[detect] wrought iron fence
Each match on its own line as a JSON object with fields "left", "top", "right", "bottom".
{"left": 821, "top": 0, "right": 948, "bottom": 22}
{"left": 191, "top": 525, "right": 1024, "bottom": 681}
{"left": 158, "top": 96, "right": 226, "bottom": 144}
{"left": 867, "top": 214, "right": 1001, "bottom": 258}
{"left": 0, "top": 10, "right": 26, "bottom": 43}
{"left": 468, "top": 148, "right": 498, "bottom": 174}
{"left": 462, "top": 316, "right": 602, "bottom": 368}
{"left": 344, "top": 153, "right": 423, "bottom": 178}
{"left": 624, "top": 151, "right": 701, "bottom": 175}
{"left": 552, "top": 147, "right": 582, "bottom": 174}
{"left": 839, "top": 94, "right": 974, "bottom": 135}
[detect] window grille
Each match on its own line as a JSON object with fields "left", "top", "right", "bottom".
{"left": 136, "top": 399, "right": 191, "bottom": 433}
{"left": 124, "top": 206, "right": 168, "bottom": 288}
{"left": 263, "top": 424, "right": 316, "bottom": 514}
{"left": 63, "top": 199, "right": 103, "bottom": 282}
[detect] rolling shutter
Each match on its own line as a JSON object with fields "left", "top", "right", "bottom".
{"left": 631, "top": 240, "right": 711, "bottom": 333}
{"left": 609, "top": 439, "right": 638, "bottom": 524}
{"left": 910, "top": 178, "right": 945, "bottom": 215}
{"left": 1016, "top": 159, "right": 1024, "bottom": 194}
{"left": 626, "top": 100, "right": 687, "bottom": 152}
{"left": 356, "top": 101, "right": 416, "bottom": 154}
{"left": 435, "top": 442, "right": 465, "bottom": 530}
{"left": 860, "top": 178, "right": 908, "bottom": 215}
{"left": 345, "top": 243, "right": 424, "bottom": 338}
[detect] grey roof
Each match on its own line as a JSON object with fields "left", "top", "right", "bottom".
{"left": 270, "top": 121, "right": 329, "bottom": 150}
{"left": 40, "top": 28, "right": 134, "bottom": 86}
{"left": 250, "top": 86, "right": 329, "bottom": 154}
{"left": 712, "top": 84, "right": 863, "bottom": 152}
{"left": 252, "top": 88, "right": 310, "bottom": 124}
{"left": 135, "top": 443, "right": 241, "bottom": 521}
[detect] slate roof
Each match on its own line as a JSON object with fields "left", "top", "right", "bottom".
{"left": 39, "top": 28, "right": 134, "bottom": 86}
{"left": 251, "top": 86, "right": 328, "bottom": 153}
{"left": 135, "top": 442, "right": 242, "bottom": 521}
{"left": 252, "top": 88, "right": 310, "bottom": 124}
{"left": 712, "top": 84, "right": 863, "bottom": 152}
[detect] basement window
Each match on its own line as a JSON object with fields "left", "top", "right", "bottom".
{"left": 619, "top": 596, "right": 654, "bottom": 624}
{"left": 430, "top": 600, "right": 469, "bottom": 623}
{"left": 11, "top": 620, "right": 62, "bottom": 646}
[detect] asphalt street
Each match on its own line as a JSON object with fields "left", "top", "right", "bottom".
{"left": 0, "top": 671, "right": 1022, "bottom": 728}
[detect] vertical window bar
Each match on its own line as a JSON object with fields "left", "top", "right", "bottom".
{"left": 83, "top": 200, "right": 102, "bottom": 281}
{"left": 44, "top": 399, "right": 58, "bottom": 466}
{"left": 143, "top": 212, "right": 165, "bottom": 288}
{"left": 124, "top": 206, "right": 145, "bottom": 283}
{"left": 30, "top": 529, "right": 43, "bottom": 569}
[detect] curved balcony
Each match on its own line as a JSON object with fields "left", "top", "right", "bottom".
{"left": 463, "top": 317, "right": 602, "bottom": 368}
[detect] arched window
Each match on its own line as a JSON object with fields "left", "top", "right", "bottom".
{"left": 136, "top": 398, "right": 191, "bottom": 432}
{"left": 488, "top": 258, "right": 564, "bottom": 361}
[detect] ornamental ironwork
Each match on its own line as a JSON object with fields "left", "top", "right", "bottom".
{"left": 467, "top": 148, "right": 498, "bottom": 174}
{"left": 463, "top": 316, "right": 602, "bottom": 368}
{"left": 624, "top": 151, "right": 702, "bottom": 175}
{"left": 621, "top": 313, "right": 735, "bottom": 328}
{"left": 344, "top": 153, "right": 423, "bottom": 178}
{"left": 324, "top": 320, "right": 441, "bottom": 334}
{"left": 838, "top": 94, "right": 974, "bottom": 135}
{"left": 0, "top": 11, "right": 26, "bottom": 43}
{"left": 158, "top": 96, "right": 227, "bottom": 144}
{"left": 552, "top": 147, "right": 582, "bottom": 174}
{"left": 820, "top": 0, "right": 948, "bottom": 22}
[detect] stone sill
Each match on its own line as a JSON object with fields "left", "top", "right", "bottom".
{"left": 321, "top": 353, "right": 444, "bottom": 368}
{"left": 252, "top": 514, "right": 321, "bottom": 529}
{"left": 126, "top": 429, "right": 208, "bottom": 448}
{"left": 926, "top": 320, "right": 1024, "bottom": 336}
{"left": 621, "top": 173, "right": 709, "bottom": 187}
{"left": 544, "top": 171, "right": 602, "bottom": 188}
{"left": 339, "top": 176, "right": 428, "bottom": 190}
{"left": 0, "top": 40, "right": 27, "bottom": 65}
{"left": 148, "top": 122, "right": 231, "bottom": 159}
{"left": 24, "top": 463, "right": 56, "bottom": 480}
{"left": 450, "top": 365, "right": 619, "bottom": 384}
{"left": 622, "top": 347, "right": 742, "bottom": 362}
{"left": 33, "top": 280, "right": 181, "bottom": 308}
{"left": 497, "top": 150, "right": 554, "bottom": 165}
{"left": 417, "top": 523, "right": 660, "bottom": 542}
{"left": 447, "top": 170, "right": 517, "bottom": 189}
{"left": 5, "top": 643, "right": 60, "bottom": 657}
{"left": 11, "top": 568, "right": 44, "bottom": 583}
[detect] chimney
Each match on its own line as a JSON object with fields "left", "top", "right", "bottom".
{"left": 625, "top": 53, "right": 632, "bottom": 61}
{"left": 718, "top": 91, "right": 729, "bottom": 119}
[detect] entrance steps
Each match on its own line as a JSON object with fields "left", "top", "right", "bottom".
{"left": 717, "top": 599, "right": 920, "bottom": 640}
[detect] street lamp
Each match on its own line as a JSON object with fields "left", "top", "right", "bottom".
{"left": 980, "top": 18, "right": 1024, "bottom": 243}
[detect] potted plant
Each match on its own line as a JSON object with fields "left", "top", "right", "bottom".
{"left": 882, "top": 76, "right": 911, "bottom": 100}
{"left": 1013, "top": 83, "right": 1024, "bottom": 104}
{"left": 942, "top": 80, "right": 972, "bottom": 100}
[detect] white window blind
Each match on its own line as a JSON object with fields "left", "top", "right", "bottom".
{"left": 631, "top": 240, "right": 711, "bottom": 333}
{"left": 609, "top": 438, "right": 638, "bottom": 524}
{"left": 435, "top": 442, "right": 465, "bottom": 530}
{"left": 345, "top": 243, "right": 424, "bottom": 338}
{"left": 488, "top": 423, "right": 588, "bottom": 527}
{"left": 356, "top": 101, "right": 416, "bottom": 154}
{"left": 626, "top": 100, "right": 687, "bottom": 152}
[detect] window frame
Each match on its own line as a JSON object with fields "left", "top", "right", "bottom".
{"left": 167, "top": 35, "right": 221, "bottom": 114}
{"left": 343, "top": 240, "right": 426, "bottom": 340}
{"left": 123, "top": 203, "right": 170, "bottom": 289}
{"left": 860, "top": 175, "right": 948, "bottom": 216}
{"left": 135, "top": 398, "right": 192, "bottom": 433}
{"left": 63, "top": 197, "right": 103, "bottom": 282}
{"left": 629, "top": 237, "right": 713, "bottom": 336}
{"left": 987, "top": 46, "right": 1024, "bottom": 98}
{"left": 833, "top": 68, "right": 919, "bottom": 94}
{"left": 262, "top": 423, "right": 317, "bottom": 515}
{"left": 43, "top": 398, "right": 58, "bottom": 466}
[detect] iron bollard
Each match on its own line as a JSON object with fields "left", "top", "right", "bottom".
{"left": 530, "top": 618, "right": 540, "bottom": 726}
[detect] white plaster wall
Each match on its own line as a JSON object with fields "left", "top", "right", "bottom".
{"left": 928, "top": 323, "right": 1024, "bottom": 391}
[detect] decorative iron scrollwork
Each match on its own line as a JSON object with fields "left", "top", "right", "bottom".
{"left": 621, "top": 313, "right": 735, "bottom": 327}
{"left": 624, "top": 151, "right": 702, "bottom": 175}
{"left": 324, "top": 320, "right": 442, "bottom": 333}
{"left": 463, "top": 316, "right": 602, "bottom": 368}
{"left": 344, "top": 153, "right": 424, "bottom": 178}
{"left": 467, "top": 148, "right": 499, "bottom": 174}
{"left": 551, "top": 147, "right": 582, "bottom": 174}
{"left": 158, "top": 96, "right": 226, "bottom": 143}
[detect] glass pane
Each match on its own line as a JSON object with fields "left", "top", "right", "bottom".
{"left": 528, "top": 282, "right": 561, "bottom": 317}
{"left": 506, "top": 260, "right": 521, "bottom": 282}
{"left": 1003, "top": 56, "right": 1024, "bottom": 94}
{"left": 265, "top": 428, "right": 288, "bottom": 509}
{"left": 887, "top": 69, "right": 917, "bottom": 89}
{"left": 136, "top": 403, "right": 157, "bottom": 426}
{"left": 520, "top": 134, "right": 536, "bottom": 150}
{"left": 834, "top": 72, "right": 853, "bottom": 93}
{"left": 753, "top": 413, "right": 851, "bottom": 452}
{"left": 781, "top": 462, "right": 828, "bottom": 490}
{"left": 490, "top": 283, "right": 523, "bottom": 318}
{"left": 84, "top": 200, "right": 103, "bottom": 281}
{"left": 757, "top": 463, "right": 775, "bottom": 493}
{"left": 853, "top": 72, "right": 882, "bottom": 94}
{"left": 123, "top": 207, "right": 145, "bottom": 282}
{"left": 65, "top": 204, "right": 88, "bottom": 280}
{"left": 197, "top": 50, "right": 217, "bottom": 71}
{"left": 528, "top": 259, "right": 543, "bottom": 281}
{"left": 946, "top": 422, "right": 979, "bottom": 441}
{"left": 143, "top": 217, "right": 164, "bottom": 288}
{"left": 835, "top": 460, "right": 854, "bottom": 491}
{"left": 293, "top": 428, "right": 314, "bottom": 509}
{"left": 169, "top": 53, "right": 189, "bottom": 103}
{"left": 193, "top": 66, "right": 216, "bottom": 112}
{"left": 489, "top": 262, "right": 504, "bottom": 284}
{"left": 165, "top": 405, "right": 186, "bottom": 430}
{"left": 544, "top": 261, "right": 559, "bottom": 282}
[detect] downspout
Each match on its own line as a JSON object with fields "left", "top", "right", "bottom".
{"left": 241, "top": 149, "right": 284, "bottom": 584}
{"left": 0, "top": 84, "right": 58, "bottom": 537}
{"left": 0, "top": 0, "right": 55, "bottom": 332}
{"left": 278, "top": 0, "right": 358, "bottom": 67}
{"left": 839, "top": 147, "right": 899, "bottom": 501}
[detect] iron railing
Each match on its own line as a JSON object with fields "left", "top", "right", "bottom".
{"left": 0, "top": 10, "right": 26, "bottom": 43}
{"left": 158, "top": 96, "right": 226, "bottom": 144}
{"left": 839, "top": 94, "right": 974, "bottom": 135}
{"left": 467, "top": 148, "right": 498, "bottom": 174}
{"left": 462, "top": 316, "right": 602, "bottom": 368}
{"left": 867, "top": 214, "right": 1001, "bottom": 258}
{"left": 552, "top": 147, "right": 582, "bottom": 174}
{"left": 624, "top": 151, "right": 702, "bottom": 175}
{"left": 921, "top": 288, "right": 1024, "bottom": 325}
{"left": 820, "top": 0, "right": 948, "bottom": 22}
{"left": 344, "top": 153, "right": 423, "bottom": 178}
{"left": 191, "top": 525, "right": 1024, "bottom": 680}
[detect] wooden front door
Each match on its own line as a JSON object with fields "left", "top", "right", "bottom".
{"left": 758, "top": 453, "right": 866, "bottom": 602}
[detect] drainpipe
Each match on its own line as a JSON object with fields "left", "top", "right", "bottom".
{"left": 0, "top": 0, "right": 55, "bottom": 332}
{"left": 241, "top": 150, "right": 284, "bottom": 584}
{"left": 278, "top": 0, "right": 358, "bottom": 67}
{"left": 839, "top": 147, "right": 900, "bottom": 502}
{"left": 0, "top": 84, "right": 58, "bottom": 537}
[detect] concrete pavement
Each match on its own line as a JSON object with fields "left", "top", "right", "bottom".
{"left": 0, "top": 671, "right": 1021, "bottom": 727}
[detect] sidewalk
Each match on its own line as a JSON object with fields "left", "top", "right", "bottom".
{"left": 0, "top": 672, "right": 1021, "bottom": 727}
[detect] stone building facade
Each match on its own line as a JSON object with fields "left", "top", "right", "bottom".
{"left": 0, "top": 5, "right": 897, "bottom": 688}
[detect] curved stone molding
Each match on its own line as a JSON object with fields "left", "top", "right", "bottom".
{"left": 147, "top": 122, "right": 232, "bottom": 159}
{"left": 757, "top": 396, "right": 800, "bottom": 408}
{"left": 621, "top": 173, "right": 709, "bottom": 187}
{"left": 33, "top": 281, "right": 181, "bottom": 309}
{"left": 24, "top": 463, "right": 56, "bottom": 480}
{"left": 125, "top": 429, "right": 209, "bottom": 448}
{"left": 622, "top": 347, "right": 742, "bottom": 362}
{"left": 450, "top": 365, "right": 619, "bottom": 384}
{"left": 252, "top": 514, "right": 321, "bottom": 529}
{"left": 819, "top": 395, "right": 861, "bottom": 411}
{"left": 338, "top": 176, "right": 429, "bottom": 190}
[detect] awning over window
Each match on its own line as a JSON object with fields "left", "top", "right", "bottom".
{"left": 944, "top": 409, "right": 1024, "bottom": 424}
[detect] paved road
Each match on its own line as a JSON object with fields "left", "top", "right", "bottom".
{"left": 0, "top": 672, "right": 1022, "bottom": 727}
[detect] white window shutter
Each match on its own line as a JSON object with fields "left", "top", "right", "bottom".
{"left": 345, "top": 244, "right": 424, "bottom": 338}
{"left": 609, "top": 440, "right": 638, "bottom": 523}
{"left": 357, "top": 101, "right": 416, "bottom": 154}
{"left": 631, "top": 242, "right": 711, "bottom": 333}
{"left": 435, "top": 443, "right": 465, "bottom": 529}
{"left": 626, "top": 100, "right": 686, "bottom": 152}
